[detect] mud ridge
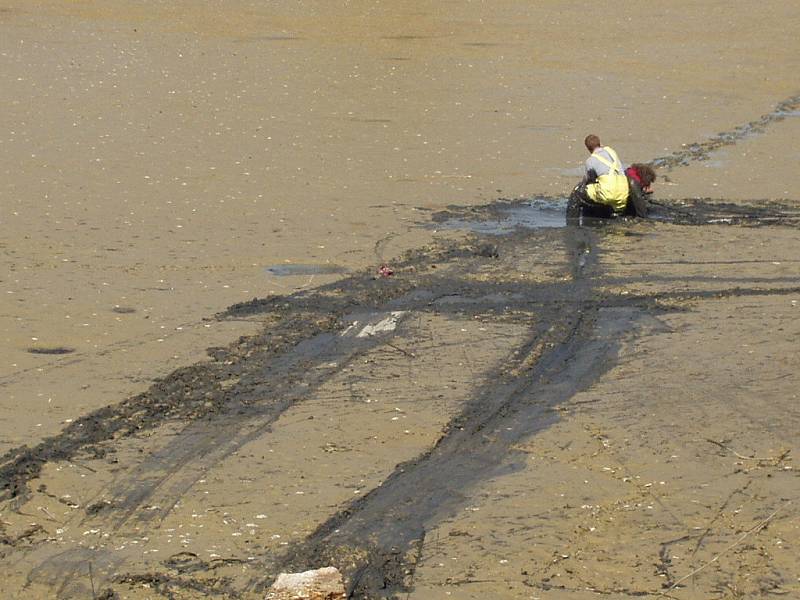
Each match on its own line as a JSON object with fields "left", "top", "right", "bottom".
{"left": 650, "top": 92, "right": 800, "bottom": 170}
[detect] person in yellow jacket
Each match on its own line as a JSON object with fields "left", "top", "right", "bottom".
{"left": 571, "top": 134, "right": 630, "bottom": 217}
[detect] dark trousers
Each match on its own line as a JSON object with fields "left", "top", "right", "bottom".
{"left": 567, "top": 180, "right": 650, "bottom": 220}
{"left": 567, "top": 183, "right": 615, "bottom": 219}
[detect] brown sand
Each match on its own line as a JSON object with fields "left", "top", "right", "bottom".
{"left": 1, "top": 1, "right": 799, "bottom": 598}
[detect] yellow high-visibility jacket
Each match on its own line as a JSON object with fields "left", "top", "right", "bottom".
{"left": 586, "top": 146, "right": 629, "bottom": 213}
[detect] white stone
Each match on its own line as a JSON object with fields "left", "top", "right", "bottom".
{"left": 266, "top": 566, "right": 346, "bottom": 600}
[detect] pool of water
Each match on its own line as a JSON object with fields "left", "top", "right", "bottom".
{"left": 439, "top": 198, "right": 568, "bottom": 234}
{"left": 265, "top": 264, "right": 349, "bottom": 277}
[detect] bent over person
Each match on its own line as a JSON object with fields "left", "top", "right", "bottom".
{"left": 624, "top": 163, "right": 657, "bottom": 217}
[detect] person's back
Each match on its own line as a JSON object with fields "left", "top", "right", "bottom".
{"left": 585, "top": 147, "right": 620, "bottom": 179}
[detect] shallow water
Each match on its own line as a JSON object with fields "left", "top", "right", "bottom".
{"left": 265, "top": 264, "right": 349, "bottom": 277}
{"left": 439, "top": 198, "right": 568, "bottom": 234}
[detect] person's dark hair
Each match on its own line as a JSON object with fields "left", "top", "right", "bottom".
{"left": 632, "top": 163, "right": 656, "bottom": 187}
{"left": 584, "top": 134, "right": 601, "bottom": 152}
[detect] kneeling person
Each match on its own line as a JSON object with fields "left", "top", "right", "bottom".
{"left": 569, "top": 134, "right": 630, "bottom": 219}
{"left": 582, "top": 134, "right": 629, "bottom": 214}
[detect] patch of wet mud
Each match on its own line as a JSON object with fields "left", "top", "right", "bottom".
{"left": 0, "top": 231, "right": 566, "bottom": 507}
{"left": 0, "top": 309, "right": 345, "bottom": 502}
{"left": 4, "top": 195, "right": 800, "bottom": 599}
{"left": 649, "top": 198, "right": 800, "bottom": 227}
{"left": 435, "top": 196, "right": 800, "bottom": 234}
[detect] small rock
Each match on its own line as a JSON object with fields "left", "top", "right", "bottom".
{"left": 266, "top": 567, "right": 346, "bottom": 600}
{"left": 474, "top": 243, "right": 499, "bottom": 258}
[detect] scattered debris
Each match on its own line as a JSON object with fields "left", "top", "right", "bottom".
{"left": 377, "top": 264, "right": 394, "bottom": 277}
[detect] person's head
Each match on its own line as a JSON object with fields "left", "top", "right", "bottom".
{"left": 632, "top": 163, "right": 657, "bottom": 191}
{"left": 584, "top": 134, "right": 601, "bottom": 153}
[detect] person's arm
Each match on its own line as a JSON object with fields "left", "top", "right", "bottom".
{"left": 581, "top": 157, "right": 597, "bottom": 185}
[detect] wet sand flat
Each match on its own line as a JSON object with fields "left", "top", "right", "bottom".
{"left": 2, "top": 204, "right": 799, "bottom": 598}
{"left": 2, "top": 1, "right": 800, "bottom": 449}
{"left": 1, "top": 2, "right": 800, "bottom": 599}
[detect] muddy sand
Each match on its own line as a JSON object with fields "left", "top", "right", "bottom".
{"left": 1, "top": 2, "right": 800, "bottom": 599}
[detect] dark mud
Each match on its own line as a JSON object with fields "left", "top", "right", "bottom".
{"left": 433, "top": 196, "right": 800, "bottom": 234}
{"left": 648, "top": 198, "right": 800, "bottom": 226}
{"left": 0, "top": 310, "right": 344, "bottom": 503}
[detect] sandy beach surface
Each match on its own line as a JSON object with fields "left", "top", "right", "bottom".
{"left": 1, "top": 2, "right": 799, "bottom": 598}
